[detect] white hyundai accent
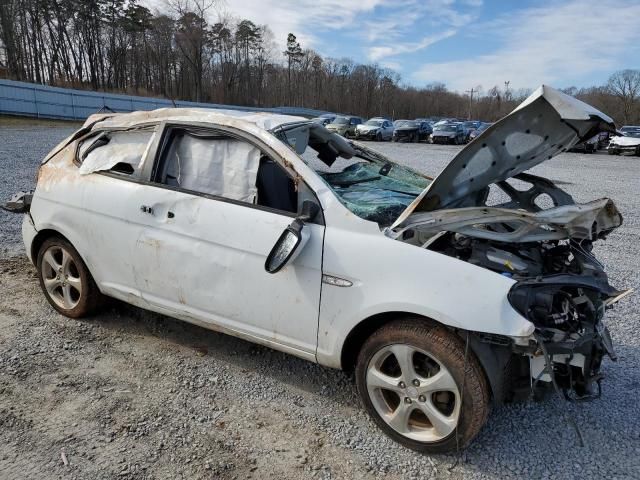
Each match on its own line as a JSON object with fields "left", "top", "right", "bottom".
{"left": 7, "top": 86, "right": 630, "bottom": 453}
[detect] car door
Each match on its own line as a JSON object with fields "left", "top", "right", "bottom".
{"left": 71, "top": 126, "right": 158, "bottom": 298}
{"left": 128, "top": 123, "right": 325, "bottom": 357}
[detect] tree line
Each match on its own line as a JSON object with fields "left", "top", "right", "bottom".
{"left": 0, "top": 0, "right": 639, "bottom": 124}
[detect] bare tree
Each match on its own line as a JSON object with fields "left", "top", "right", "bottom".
{"left": 608, "top": 69, "right": 640, "bottom": 124}
{"left": 0, "top": 1, "right": 638, "bottom": 123}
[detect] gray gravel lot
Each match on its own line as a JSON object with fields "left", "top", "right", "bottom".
{"left": 1, "top": 119, "right": 639, "bottom": 479}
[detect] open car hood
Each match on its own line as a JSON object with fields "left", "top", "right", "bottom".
{"left": 390, "top": 85, "right": 616, "bottom": 229}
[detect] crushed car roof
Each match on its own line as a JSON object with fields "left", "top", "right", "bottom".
{"left": 84, "top": 108, "right": 307, "bottom": 131}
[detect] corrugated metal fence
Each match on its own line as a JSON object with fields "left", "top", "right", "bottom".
{"left": 0, "top": 79, "right": 330, "bottom": 121}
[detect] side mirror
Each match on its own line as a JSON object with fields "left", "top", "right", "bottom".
{"left": 264, "top": 201, "right": 319, "bottom": 274}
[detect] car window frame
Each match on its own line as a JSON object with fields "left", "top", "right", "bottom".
{"left": 142, "top": 121, "right": 325, "bottom": 225}
{"left": 73, "top": 123, "right": 159, "bottom": 181}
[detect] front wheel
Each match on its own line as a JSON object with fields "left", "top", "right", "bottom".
{"left": 355, "top": 320, "right": 489, "bottom": 453}
{"left": 36, "top": 236, "right": 105, "bottom": 318}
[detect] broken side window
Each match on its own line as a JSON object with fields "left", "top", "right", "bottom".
{"left": 78, "top": 129, "right": 154, "bottom": 176}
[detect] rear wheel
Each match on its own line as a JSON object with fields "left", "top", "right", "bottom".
{"left": 376, "top": 132, "right": 382, "bottom": 142}
{"left": 36, "top": 237, "right": 104, "bottom": 318}
{"left": 356, "top": 320, "right": 489, "bottom": 453}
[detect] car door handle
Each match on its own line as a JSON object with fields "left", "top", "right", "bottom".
{"left": 140, "top": 205, "right": 154, "bottom": 215}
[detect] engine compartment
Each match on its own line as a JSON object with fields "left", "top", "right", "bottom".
{"left": 392, "top": 174, "right": 625, "bottom": 402}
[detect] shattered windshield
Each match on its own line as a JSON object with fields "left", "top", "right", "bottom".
{"left": 273, "top": 122, "right": 432, "bottom": 227}
{"left": 317, "top": 156, "right": 430, "bottom": 226}
{"left": 305, "top": 147, "right": 429, "bottom": 226}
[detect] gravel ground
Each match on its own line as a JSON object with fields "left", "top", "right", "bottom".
{"left": 1, "top": 119, "right": 639, "bottom": 479}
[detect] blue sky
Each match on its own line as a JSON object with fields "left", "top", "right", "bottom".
{"left": 149, "top": 0, "right": 640, "bottom": 93}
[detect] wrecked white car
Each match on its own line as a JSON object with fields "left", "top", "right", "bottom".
{"left": 6, "top": 86, "right": 631, "bottom": 453}
{"left": 607, "top": 126, "right": 640, "bottom": 156}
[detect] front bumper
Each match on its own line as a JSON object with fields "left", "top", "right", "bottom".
{"left": 608, "top": 144, "right": 640, "bottom": 154}
{"left": 432, "top": 135, "right": 455, "bottom": 144}
{"left": 394, "top": 130, "right": 418, "bottom": 141}
{"left": 355, "top": 130, "right": 378, "bottom": 140}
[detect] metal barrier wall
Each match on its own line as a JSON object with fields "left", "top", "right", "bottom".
{"left": 0, "top": 79, "right": 331, "bottom": 120}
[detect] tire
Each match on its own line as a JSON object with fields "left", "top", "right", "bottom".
{"left": 413, "top": 133, "right": 419, "bottom": 143}
{"left": 376, "top": 132, "right": 382, "bottom": 142}
{"left": 608, "top": 149, "right": 617, "bottom": 155}
{"left": 36, "top": 236, "right": 104, "bottom": 318}
{"left": 355, "top": 319, "right": 490, "bottom": 453}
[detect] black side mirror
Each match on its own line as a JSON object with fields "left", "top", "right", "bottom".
{"left": 264, "top": 201, "right": 320, "bottom": 274}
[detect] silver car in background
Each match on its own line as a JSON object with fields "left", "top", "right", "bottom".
{"left": 355, "top": 118, "right": 394, "bottom": 141}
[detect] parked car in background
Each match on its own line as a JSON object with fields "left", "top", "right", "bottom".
{"left": 568, "top": 135, "right": 598, "bottom": 154}
{"left": 392, "top": 120, "right": 432, "bottom": 142}
{"left": 6, "top": 85, "right": 627, "bottom": 454}
{"left": 326, "top": 115, "right": 363, "bottom": 138}
{"left": 608, "top": 126, "right": 640, "bottom": 156}
{"left": 469, "top": 122, "right": 492, "bottom": 141}
{"left": 431, "top": 122, "right": 466, "bottom": 144}
{"left": 595, "top": 131, "right": 612, "bottom": 150}
{"left": 312, "top": 113, "right": 336, "bottom": 126}
{"left": 355, "top": 118, "right": 394, "bottom": 141}
{"left": 462, "top": 121, "right": 481, "bottom": 141}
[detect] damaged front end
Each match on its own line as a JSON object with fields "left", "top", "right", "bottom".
{"left": 387, "top": 86, "right": 631, "bottom": 401}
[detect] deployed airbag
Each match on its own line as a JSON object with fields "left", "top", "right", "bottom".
{"left": 165, "top": 134, "right": 261, "bottom": 203}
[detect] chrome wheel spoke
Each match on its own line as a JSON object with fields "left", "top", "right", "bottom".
{"left": 418, "top": 399, "right": 457, "bottom": 437}
{"left": 367, "top": 368, "right": 402, "bottom": 393}
{"left": 419, "top": 369, "right": 458, "bottom": 394}
{"left": 43, "top": 249, "right": 61, "bottom": 272}
{"left": 43, "top": 276, "right": 60, "bottom": 295}
{"left": 67, "top": 275, "right": 82, "bottom": 293}
{"left": 387, "top": 402, "right": 413, "bottom": 433}
{"left": 389, "top": 344, "right": 417, "bottom": 381}
{"left": 61, "top": 249, "right": 72, "bottom": 272}
{"left": 61, "top": 284, "right": 74, "bottom": 309}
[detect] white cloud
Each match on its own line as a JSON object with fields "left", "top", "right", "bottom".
{"left": 363, "top": 0, "right": 481, "bottom": 65}
{"left": 368, "top": 29, "right": 456, "bottom": 61}
{"left": 215, "top": 0, "right": 387, "bottom": 49}
{"left": 411, "top": 0, "right": 640, "bottom": 91}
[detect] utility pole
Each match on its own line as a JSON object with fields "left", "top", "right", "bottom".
{"left": 504, "top": 81, "right": 511, "bottom": 101}
{"left": 465, "top": 87, "right": 475, "bottom": 120}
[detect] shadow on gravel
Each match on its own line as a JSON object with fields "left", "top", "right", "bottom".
{"left": 91, "top": 298, "right": 356, "bottom": 402}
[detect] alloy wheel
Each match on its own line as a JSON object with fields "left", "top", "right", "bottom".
{"left": 40, "top": 245, "right": 83, "bottom": 310}
{"left": 366, "top": 343, "right": 460, "bottom": 442}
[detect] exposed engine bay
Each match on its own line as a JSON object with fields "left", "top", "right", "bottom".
{"left": 390, "top": 172, "right": 627, "bottom": 403}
